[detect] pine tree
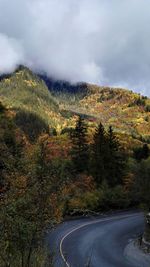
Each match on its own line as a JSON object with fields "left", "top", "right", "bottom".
{"left": 106, "top": 126, "right": 125, "bottom": 187}
{"left": 70, "top": 116, "right": 89, "bottom": 173}
{"left": 91, "top": 124, "right": 126, "bottom": 187}
{"left": 142, "top": 144, "right": 150, "bottom": 159}
{"left": 134, "top": 144, "right": 149, "bottom": 161}
{"left": 92, "top": 123, "right": 107, "bottom": 185}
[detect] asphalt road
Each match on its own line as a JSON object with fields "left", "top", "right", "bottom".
{"left": 47, "top": 212, "right": 145, "bottom": 267}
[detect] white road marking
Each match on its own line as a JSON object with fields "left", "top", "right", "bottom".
{"left": 59, "top": 213, "right": 139, "bottom": 267}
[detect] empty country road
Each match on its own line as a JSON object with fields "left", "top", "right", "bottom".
{"left": 48, "top": 212, "right": 145, "bottom": 267}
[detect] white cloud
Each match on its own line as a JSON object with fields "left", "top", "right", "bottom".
{"left": 0, "top": 0, "right": 150, "bottom": 96}
{"left": 0, "top": 34, "right": 24, "bottom": 74}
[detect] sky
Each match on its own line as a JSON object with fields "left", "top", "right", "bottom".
{"left": 0, "top": 0, "right": 150, "bottom": 96}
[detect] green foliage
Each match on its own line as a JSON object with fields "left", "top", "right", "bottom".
{"left": 135, "top": 97, "right": 146, "bottom": 106}
{"left": 106, "top": 126, "right": 126, "bottom": 186}
{"left": 49, "top": 128, "right": 57, "bottom": 136}
{"left": 15, "top": 110, "right": 49, "bottom": 142}
{"left": 0, "top": 67, "right": 61, "bottom": 130}
{"left": 0, "top": 102, "right": 5, "bottom": 113}
{"left": 61, "top": 127, "right": 74, "bottom": 135}
{"left": 129, "top": 97, "right": 146, "bottom": 107}
{"left": 145, "top": 104, "right": 150, "bottom": 112}
{"left": 0, "top": 111, "right": 23, "bottom": 191}
{"left": 133, "top": 144, "right": 150, "bottom": 162}
{"left": 132, "top": 157, "right": 150, "bottom": 209}
{"left": 0, "top": 66, "right": 150, "bottom": 145}
{"left": 91, "top": 123, "right": 126, "bottom": 187}
{"left": 91, "top": 123, "right": 107, "bottom": 184}
{"left": 97, "top": 182, "right": 130, "bottom": 210}
{"left": 0, "top": 67, "right": 150, "bottom": 265}
{"left": 70, "top": 116, "right": 89, "bottom": 173}
{"left": 97, "top": 89, "right": 116, "bottom": 102}
{"left": 0, "top": 135, "right": 61, "bottom": 267}
{"left": 60, "top": 109, "right": 73, "bottom": 118}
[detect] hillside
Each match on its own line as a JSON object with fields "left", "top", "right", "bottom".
{"left": 0, "top": 67, "right": 150, "bottom": 146}
{"left": 65, "top": 85, "right": 150, "bottom": 142}
{"left": 0, "top": 68, "right": 150, "bottom": 267}
{"left": 42, "top": 75, "right": 150, "bottom": 146}
{"left": 0, "top": 67, "right": 71, "bottom": 137}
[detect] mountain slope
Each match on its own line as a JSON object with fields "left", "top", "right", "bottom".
{"left": 67, "top": 85, "right": 150, "bottom": 142}
{"left": 0, "top": 67, "right": 150, "bottom": 146}
{"left": 41, "top": 75, "right": 150, "bottom": 144}
{"left": 0, "top": 67, "right": 68, "bottom": 132}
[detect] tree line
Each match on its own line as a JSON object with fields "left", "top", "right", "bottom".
{"left": 70, "top": 116, "right": 126, "bottom": 188}
{"left": 0, "top": 109, "right": 150, "bottom": 267}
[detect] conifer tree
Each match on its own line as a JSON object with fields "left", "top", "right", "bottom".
{"left": 70, "top": 116, "right": 89, "bottom": 173}
{"left": 106, "top": 126, "right": 125, "bottom": 187}
{"left": 133, "top": 144, "right": 149, "bottom": 162}
{"left": 92, "top": 123, "right": 107, "bottom": 185}
{"left": 91, "top": 124, "right": 126, "bottom": 187}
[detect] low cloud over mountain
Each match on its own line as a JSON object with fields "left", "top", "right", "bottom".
{"left": 0, "top": 0, "right": 150, "bottom": 95}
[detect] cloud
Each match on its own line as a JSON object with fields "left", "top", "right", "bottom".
{"left": 0, "top": 34, "right": 24, "bottom": 74}
{"left": 0, "top": 0, "right": 150, "bottom": 96}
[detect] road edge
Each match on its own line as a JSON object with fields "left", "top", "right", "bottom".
{"left": 124, "top": 240, "right": 150, "bottom": 267}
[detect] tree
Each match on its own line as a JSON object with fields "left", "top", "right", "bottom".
{"left": 0, "top": 134, "right": 61, "bottom": 267}
{"left": 91, "top": 124, "right": 126, "bottom": 187}
{"left": 106, "top": 126, "right": 126, "bottom": 187}
{"left": 132, "top": 157, "right": 150, "bottom": 208}
{"left": 70, "top": 116, "right": 89, "bottom": 173}
{"left": 15, "top": 110, "right": 49, "bottom": 143}
{"left": 91, "top": 123, "right": 107, "bottom": 185}
{"left": 133, "top": 144, "right": 149, "bottom": 162}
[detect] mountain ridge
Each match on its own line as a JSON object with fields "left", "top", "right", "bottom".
{"left": 0, "top": 67, "right": 149, "bottom": 146}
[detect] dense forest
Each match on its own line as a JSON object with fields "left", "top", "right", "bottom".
{"left": 0, "top": 68, "right": 150, "bottom": 267}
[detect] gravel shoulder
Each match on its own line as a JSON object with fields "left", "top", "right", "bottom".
{"left": 124, "top": 241, "right": 150, "bottom": 267}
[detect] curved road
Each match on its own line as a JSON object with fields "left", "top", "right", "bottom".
{"left": 47, "top": 212, "right": 145, "bottom": 267}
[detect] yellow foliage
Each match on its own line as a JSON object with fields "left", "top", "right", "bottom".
{"left": 24, "top": 80, "right": 37, "bottom": 87}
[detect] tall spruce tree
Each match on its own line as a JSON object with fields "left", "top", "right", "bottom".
{"left": 106, "top": 126, "right": 125, "bottom": 187}
{"left": 91, "top": 124, "right": 126, "bottom": 187}
{"left": 70, "top": 116, "right": 89, "bottom": 173}
{"left": 92, "top": 123, "right": 107, "bottom": 185}
{"left": 133, "top": 144, "right": 149, "bottom": 162}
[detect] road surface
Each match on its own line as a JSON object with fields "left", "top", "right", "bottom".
{"left": 47, "top": 212, "right": 145, "bottom": 267}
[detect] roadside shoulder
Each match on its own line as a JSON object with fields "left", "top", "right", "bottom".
{"left": 124, "top": 240, "right": 150, "bottom": 267}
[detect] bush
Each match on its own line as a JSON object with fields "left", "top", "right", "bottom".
{"left": 61, "top": 127, "right": 74, "bottom": 135}
{"left": 97, "top": 183, "right": 130, "bottom": 210}
{"left": 128, "top": 97, "right": 146, "bottom": 107}
{"left": 49, "top": 128, "right": 57, "bottom": 136}
{"left": 145, "top": 105, "right": 150, "bottom": 112}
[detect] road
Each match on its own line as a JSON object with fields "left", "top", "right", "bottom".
{"left": 47, "top": 212, "right": 145, "bottom": 267}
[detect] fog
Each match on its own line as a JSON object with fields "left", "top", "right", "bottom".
{"left": 0, "top": 0, "right": 150, "bottom": 95}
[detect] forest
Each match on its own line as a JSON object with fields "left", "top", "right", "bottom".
{"left": 0, "top": 99, "right": 150, "bottom": 267}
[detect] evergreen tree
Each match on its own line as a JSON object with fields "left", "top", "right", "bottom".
{"left": 70, "top": 116, "right": 89, "bottom": 173}
{"left": 106, "top": 126, "right": 125, "bottom": 187}
{"left": 142, "top": 144, "right": 150, "bottom": 159}
{"left": 91, "top": 123, "right": 107, "bottom": 185}
{"left": 91, "top": 124, "right": 126, "bottom": 187}
{"left": 133, "top": 144, "right": 149, "bottom": 162}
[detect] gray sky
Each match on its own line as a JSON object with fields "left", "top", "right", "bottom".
{"left": 0, "top": 0, "right": 150, "bottom": 96}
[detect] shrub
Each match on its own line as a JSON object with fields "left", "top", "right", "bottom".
{"left": 145, "top": 105, "right": 150, "bottom": 112}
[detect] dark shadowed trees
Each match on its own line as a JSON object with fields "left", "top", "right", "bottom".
{"left": 106, "top": 126, "right": 126, "bottom": 187}
{"left": 70, "top": 116, "right": 89, "bottom": 173}
{"left": 91, "top": 124, "right": 126, "bottom": 187}
{"left": 91, "top": 123, "right": 107, "bottom": 185}
{"left": 133, "top": 144, "right": 149, "bottom": 162}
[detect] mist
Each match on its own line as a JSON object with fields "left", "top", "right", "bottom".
{"left": 0, "top": 0, "right": 150, "bottom": 96}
